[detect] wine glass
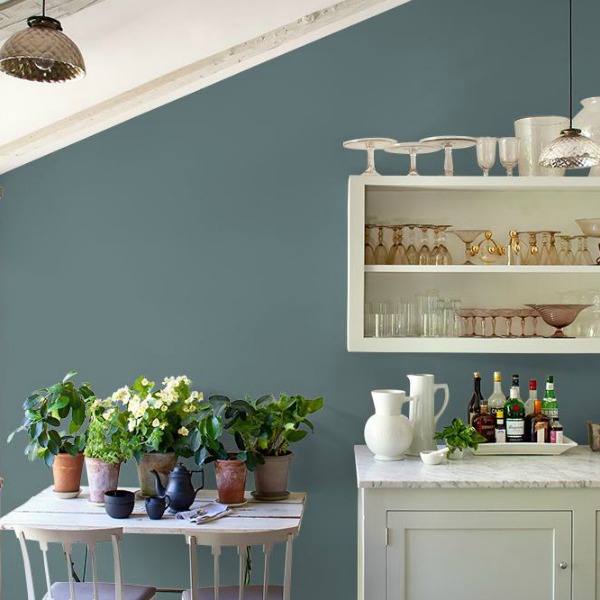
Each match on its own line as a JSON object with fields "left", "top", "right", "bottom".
{"left": 558, "top": 235, "right": 574, "bottom": 265}
{"left": 419, "top": 136, "right": 477, "bottom": 176}
{"left": 342, "top": 138, "right": 397, "bottom": 175}
{"left": 418, "top": 225, "right": 432, "bottom": 265}
{"left": 476, "top": 137, "right": 497, "bottom": 176}
{"left": 433, "top": 225, "right": 453, "bottom": 265}
{"left": 498, "top": 309, "right": 516, "bottom": 337}
{"left": 374, "top": 224, "right": 388, "bottom": 264}
{"left": 524, "top": 232, "right": 540, "bottom": 265}
{"left": 498, "top": 137, "right": 520, "bottom": 176}
{"left": 539, "top": 232, "right": 551, "bottom": 265}
{"left": 404, "top": 224, "right": 419, "bottom": 265}
{"left": 515, "top": 308, "right": 531, "bottom": 337}
{"left": 488, "top": 309, "right": 501, "bottom": 337}
{"left": 450, "top": 230, "right": 485, "bottom": 265}
{"left": 384, "top": 142, "right": 441, "bottom": 175}
{"left": 548, "top": 231, "right": 560, "bottom": 265}
{"left": 365, "top": 225, "right": 375, "bottom": 265}
{"left": 387, "top": 226, "right": 408, "bottom": 265}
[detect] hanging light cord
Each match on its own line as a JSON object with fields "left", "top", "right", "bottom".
{"left": 42, "top": 0, "right": 45, "bottom": 17}
{"left": 568, "top": 0, "right": 573, "bottom": 127}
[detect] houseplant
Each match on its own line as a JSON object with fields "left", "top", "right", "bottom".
{"left": 84, "top": 395, "right": 135, "bottom": 503}
{"left": 192, "top": 395, "right": 263, "bottom": 504}
{"left": 228, "top": 393, "right": 324, "bottom": 499}
{"left": 8, "top": 371, "right": 94, "bottom": 495}
{"left": 434, "top": 418, "right": 486, "bottom": 459}
{"left": 118, "top": 375, "right": 206, "bottom": 496}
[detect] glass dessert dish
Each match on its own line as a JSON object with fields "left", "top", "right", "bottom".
{"left": 525, "top": 303, "right": 592, "bottom": 338}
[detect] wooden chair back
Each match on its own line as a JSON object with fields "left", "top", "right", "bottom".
{"left": 14, "top": 526, "right": 124, "bottom": 600}
{"left": 185, "top": 527, "right": 297, "bottom": 600}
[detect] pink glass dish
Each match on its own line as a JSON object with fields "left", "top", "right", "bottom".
{"left": 525, "top": 303, "right": 592, "bottom": 338}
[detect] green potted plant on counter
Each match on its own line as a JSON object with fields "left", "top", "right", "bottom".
{"left": 229, "top": 393, "right": 325, "bottom": 500}
{"left": 114, "top": 375, "right": 206, "bottom": 497}
{"left": 8, "top": 371, "right": 93, "bottom": 497}
{"left": 84, "top": 395, "right": 135, "bottom": 504}
{"left": 192, "top": 395, "right": 263, "bottom": 505}
{"left": 434, "top": 418, "right": 486, "bottom": 460}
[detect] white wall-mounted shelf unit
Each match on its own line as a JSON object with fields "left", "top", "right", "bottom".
{"left": 347, "top": 176, "right": 600, "bottom": 353}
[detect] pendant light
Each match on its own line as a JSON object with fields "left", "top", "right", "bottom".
{"left": 539, "top": 0, "right": 600, "bottom": 169}
{"left": 0, "top": 0, "right": 85, "bottom": 83}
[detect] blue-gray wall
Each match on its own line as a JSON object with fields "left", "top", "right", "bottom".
{"left": 1, "top": 0, "right": 599, "bottom": 597}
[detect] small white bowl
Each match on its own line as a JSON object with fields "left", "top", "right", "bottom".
{"left": 420, "top": 448, "right": 448, "bottom": 465}
{"left": 576, "top": 218, "right": 600, "bottom": 238}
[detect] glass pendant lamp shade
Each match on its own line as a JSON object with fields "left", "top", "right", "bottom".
{"left": 0, "top": 16, "right": 85, "bottom": 83}
{"left": 539, "top": 127, "right": 600, "bottom": 169}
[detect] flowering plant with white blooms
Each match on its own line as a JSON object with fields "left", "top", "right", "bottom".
{"left": 116, "top": 375, "right": 207, "bottom": 459}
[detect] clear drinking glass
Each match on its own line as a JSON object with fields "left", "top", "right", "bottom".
{"left": 476, "top": 137, "right": 497, "bottom": 176}
{"left": 498, "top": 137, "right": 520, "bottom": 176}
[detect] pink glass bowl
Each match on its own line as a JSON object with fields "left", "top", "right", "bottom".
{"left": 525, "top": 303, "right": 592, "bottom": 338}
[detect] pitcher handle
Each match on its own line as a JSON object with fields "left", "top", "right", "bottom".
{"left": 402, "top": 394, "right": 418, "bottom": 417}
{"left": 433, "top": 384, "right": 450, "bottom": 424}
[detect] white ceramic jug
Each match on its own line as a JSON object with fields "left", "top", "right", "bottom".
{"left": 364, "top": 390, "right": 417, "bottom": 461}
{"left": 406, "top": 374, "right": 450, "bottom": 455}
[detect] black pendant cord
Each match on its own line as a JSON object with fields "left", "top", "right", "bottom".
{"left": 42, "top": 0, "right": 45, "bottom": 17}
{"left": 569, "top": 0, "right": 573, "bottom": 127}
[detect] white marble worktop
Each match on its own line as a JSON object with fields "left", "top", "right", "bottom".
{"left": 355, "top": 444, "right": 600, "bottom": 489}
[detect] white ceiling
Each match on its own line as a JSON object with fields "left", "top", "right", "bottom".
{"left": 0, "top": 0, "right": 411, "bottom": 174}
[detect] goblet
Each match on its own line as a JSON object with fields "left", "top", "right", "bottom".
{"left": 384, "top": 142, "right": 441, "bottom": 176}
{"left": 365, "top": 225, "right": 375, "bottom": 265}
{"left": 472, "top": 309, "right": 489, "bottom": 337}
{"left": 476, "top": 137, "right": 497, "bottom": 176}
{"left": 525, "top": 303, "right": 592, "bottom": 338}
{"left": 476, "top": 230, "right": 504, "bottom": 264}
{"left": 342, "top": 138, "right": 397, "bottom": 175}
{"left": 387, "top": 226, "right": 408, "bottom": 265}
{"left": 498, "top": 309, "right": 517, "bottom": 337}
{"left": 418, "top": 225, "right": 432, "bottom": 265}
{"left": 450, "top": 230, "right": 485, "bottom": 265}
{"left": 374, "top": 224, "right": 388, "bottom": 264}
{"left": 524, "top": 232, "right": 540, "bottom": 266}
{"left": 420, "top": 136, "right": 477, "bottom": 176}
{"left": 498, "top": 137, "right": 520, "bottom": 176}
{"left": 515, "top": 308, "right": 532, "bottom": 337}
{"left": 488, "top": 309, "right": 501, "bottom": 337}
{"left": 404, "top": 224, "right": 419, "bottom": 265}
{"left": 433, "top": 225, "right": 453, "bottom": 265}
{"left": 455, "top": 308, "right": 475, "bottom": 337}
{"left": 548, "top": 231, "right": 560, "bottom": 264}
{"left": 558, "top": 235, "right": 574, "bottom": 265}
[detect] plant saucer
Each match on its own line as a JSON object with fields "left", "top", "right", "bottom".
{"left": 223, "top": 500, "right": 249, "bottom": 508}
{"left": 251, "top": 491, "right": 290, "bottom": 502}
{"left": 53, "top": 488, "right": 81, "bottom": 499}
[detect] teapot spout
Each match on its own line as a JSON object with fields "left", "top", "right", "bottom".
{"left": 151, "top": 469, "right": 167, "bottom": 498}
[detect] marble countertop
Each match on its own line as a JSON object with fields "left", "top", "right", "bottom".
{"left": 355, "top": 445, "right": 600, "bottom": 489}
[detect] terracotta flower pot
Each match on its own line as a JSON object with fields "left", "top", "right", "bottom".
{"left": 137, "top": 452, "right": 177, "bottom": 497}
{"left": 85, "top": 457, "right": 121, "bottom": 504}
{"left": 215, "top": 459, "right": 247, "bottom": 504}
{"left": 253, "top": 453, "right": 293, "bottom": 500}
{"left": 53, "top": 453, "right": 84, "bottom": 494}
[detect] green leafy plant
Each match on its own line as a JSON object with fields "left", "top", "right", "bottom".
{"left": 84, "top": 396, "right": 135, "bottom": 464}
{"left": 8, "top": 371, "right": 94, "bottom": 467}
{"left": 191, "top": 395, "right": 264, "bottom": 471}
{"left": 227, "top": 393, "right": 325, "bottom": 457}
{"left": 434, "top": 418, "right": 487, "bottom": 455}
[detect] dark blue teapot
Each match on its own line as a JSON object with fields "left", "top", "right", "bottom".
{"left": 151, "top": 464, "right": 204, "bottom": 512}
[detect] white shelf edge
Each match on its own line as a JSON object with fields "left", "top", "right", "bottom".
{"left": 364, "top": 265, "right": 600, "bottom": 274}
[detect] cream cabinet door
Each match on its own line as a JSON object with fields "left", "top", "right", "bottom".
{"left": 387, "top": 510, "right": 572, "bottom": 600}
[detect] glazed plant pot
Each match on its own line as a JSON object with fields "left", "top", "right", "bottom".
{"left": 215, "top": 459, "right": 247, "bottom": 505}
{"left": 104, "top": 490, "right": 135, "bottom": 519}
{"left": 85, "top": 457, "right": 121, "bottom": 504}
{"left": 53, "top": 453, "right": 84, "bottom": 495}
{"left": 253, "top": 453, "right": 293, "bottom": 500}
{"left": 137, "top": 452, "right": 177, "bottom": 497}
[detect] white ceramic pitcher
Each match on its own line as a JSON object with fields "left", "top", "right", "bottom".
{"left": 364, "top": 390, "right": 417, "bottom": 461}
{"left": 406, "top": 374, "right": 450, "bottom": 455}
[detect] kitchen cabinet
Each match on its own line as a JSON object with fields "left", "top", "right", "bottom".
{"left": 356, "top": 445, "right": 600, "bottom": 600}
{"left": 347, "top": 176, "right": 600, "bottom": 352}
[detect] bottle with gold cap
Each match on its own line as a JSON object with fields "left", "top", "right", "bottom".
{"left": 468, "top": 372, "right": 483, "bottom": 426}
{"left": 487, "top": 371, "right": 506, "bottom": 420}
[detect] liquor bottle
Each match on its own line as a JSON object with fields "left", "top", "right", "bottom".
{"left": 468, "top": 372, "right": 483, "bottom": 426}
{"left": 525, "top": 399, "right": 550, "bottom": 443}
{"left": 524, "top": 379, "right": 537, "bottom": 417}
{"left": 487, "top": 371, "right": 506, "bottom": 419}
{"left": 504, "top": 378, "right": 525, "bottom": 442}
{"left": 472, "top": 401, "right": 495, "bottom": 442}
{"left": 495, "top": 409, "right": 506, "bottom": 443}
{"left": 542, "top": 375, "right": 559, "bottom": 420}
{"left": 550, "top": 418, "right": 564, "bottom": 444}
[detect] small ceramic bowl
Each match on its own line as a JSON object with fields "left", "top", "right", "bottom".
{"left": 420, "top": 448, "right": 448, "bottom": 465}
{"left": 576, "top": 218, "right": 600, "bottom": 238}
{"left": 104, "top": 490, "right": 135, "bottom": 519}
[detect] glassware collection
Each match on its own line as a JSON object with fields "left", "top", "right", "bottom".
{"left": 365, "top": 294, "right": 600, "bottom": 339}
{"left": 468, "top": 372, "right": 565, "bottom": 445}
{"left": 364, "top": 221, "right": 600, "bottom": 266}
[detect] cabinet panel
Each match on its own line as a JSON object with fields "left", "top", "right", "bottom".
{"left": 387, "top": 511, "right": 572, "bottom": 600}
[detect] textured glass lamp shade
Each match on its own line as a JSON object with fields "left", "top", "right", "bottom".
{"left": 0, "top": 16, "right": 85, "bottom": 83}
{"left": 539, "top": 127, "right": 600, "bottom": 169}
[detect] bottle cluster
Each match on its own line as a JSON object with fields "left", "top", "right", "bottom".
{"left": 467, "top": 372, "right": 564, "bottom": 444}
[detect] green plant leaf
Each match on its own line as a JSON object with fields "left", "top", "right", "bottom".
{"left": 62, "top": 371, "right": 77, "bottom": 383}
{"left": 49, "top": 396, "right": 70, "bottom": 412}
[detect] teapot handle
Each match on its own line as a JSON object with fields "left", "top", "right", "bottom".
{"left": 194, "top": 468, "right": 205, "bottom": 495}
{"left": 433, "top": 384, "right": 450, "bottom": 424}
{"left": 164, "top": 495, "right": 171, "bottom": 510}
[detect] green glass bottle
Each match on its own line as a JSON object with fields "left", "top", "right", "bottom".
{"left": 504, "top": 375, "right": 525, "bottom": 442}
{"left": 542, "top": 375, "right": 558, "bottom": 420}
